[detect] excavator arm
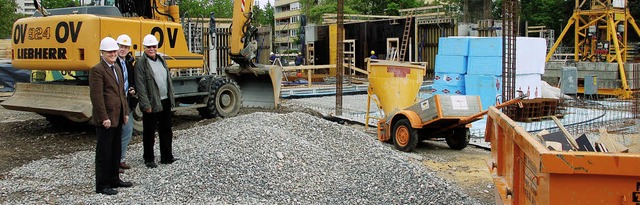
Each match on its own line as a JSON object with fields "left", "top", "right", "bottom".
{"left": 229, "top": 0, "right": 259, "bottom": 67}
{"left": 224, "top": 0, "right": 282, "bottom": 108}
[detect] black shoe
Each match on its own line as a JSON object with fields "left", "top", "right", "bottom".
{"left": 145, "top": 161, "right": 157, "bottom": 168}
{"left": 96, "top": 188, "right": 118, "bottom": 195}
{"left": 111, "top": 180, "right": 133, "bottom": 188}
{"left": 160, "top": 158, "right": 179, "bottom": 164}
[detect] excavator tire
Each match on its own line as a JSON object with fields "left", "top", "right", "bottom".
{"left": 392, "top": 119, "right": 419, "bottom": 152}
{"left": 198, "top": 77, "right": 242, "bottom": 118}
{"left": 445, "top": 128, "right": 470, "bottom": 150}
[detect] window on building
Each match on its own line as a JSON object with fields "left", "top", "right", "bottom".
{"left": 291, "top": 2, "right": 300, "bottom": 10}
{"left": 291, "top": 16, "right": 299, "bottom": 23}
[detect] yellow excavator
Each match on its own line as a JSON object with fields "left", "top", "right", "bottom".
{"left": 1, "top": 0, "right": 282, "bottom": 130}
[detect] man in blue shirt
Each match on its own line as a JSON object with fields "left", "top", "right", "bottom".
{"left": 295, "top": 52, "right": 304, "bottom": 66}
{"left": 370, "top": 50, "right": 378, "bottom": 59}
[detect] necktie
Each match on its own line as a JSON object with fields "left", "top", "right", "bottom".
{"left": 121, "top": 60, "right": 129, "bottom": 95}
{"left": 111, "top": 65, "right": 118, "bottom": 82}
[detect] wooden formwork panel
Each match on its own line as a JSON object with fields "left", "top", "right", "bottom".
{"left": 256, "top": 27, "right": 272, "bottom": 65}
{"left": 214, "top": 27, "right": 231, "bottom": 75}
{"left": 417, "top": 20, "right": 456, "bottom": 80}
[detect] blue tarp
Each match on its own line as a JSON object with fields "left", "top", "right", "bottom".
{"left": 0, "top": 64, "right": 30, "bottom": 92}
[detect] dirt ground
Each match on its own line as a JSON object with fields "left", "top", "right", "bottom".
{"left": 0, "top": 106, "right": 494, "bottom": 204}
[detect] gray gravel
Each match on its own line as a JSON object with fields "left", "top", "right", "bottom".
{"left": 0, "top": 112, "right": 480, "bottom": 204}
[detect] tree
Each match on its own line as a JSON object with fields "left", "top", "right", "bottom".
{"left": 179, "top": 0, "right": 232, "bottom": 19}
{"left": 210, "top": 0, "right": 233, "bottom": 18}
{"left": 42, "top": 0, "right": 79, "bottom": 8}
{"left": 630, "top": 0, "right": 640, "bottom": 42}
{"left": 264, "top": 2, "right": 275, "bottom": 28}
{"left": 349, "top": 0, "right": 423, "bottom": 15}
{"left": 179, "top": 0, "right": 209, "bottom": 18}
{"left": 307, "top": 1, "right": 357, "bottom": 24}
{"left": 0, "top": 0, "right": 28, "bottom": 39}
{"left": 251, "top": 2, "right": 274, "bottom": 27}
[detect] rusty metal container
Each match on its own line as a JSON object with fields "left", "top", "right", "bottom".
{"left": 485, "top": 107, "right": 640, "bottom": 204}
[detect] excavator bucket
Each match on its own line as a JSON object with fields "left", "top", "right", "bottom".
{"left": 226, "top": 64, "right": 282, "bottom": 109}
{"left": 1, "top": 83, "right": 92, "bottom": 122}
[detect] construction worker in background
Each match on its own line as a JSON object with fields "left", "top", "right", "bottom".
{"left": 269, "top": 52, "right": 276, "bottom": 64}
{"left": 295, "top": 52, "right": 305, "bottom": 66}
{"left": 370, "top": 50, "right": 378, "bottom": 59}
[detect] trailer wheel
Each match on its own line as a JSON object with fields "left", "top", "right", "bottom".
{"left": 392, "top": 119, "right": 419, "bottom": 152}
{"left": 132, "top": 105, "right": 144, "bottom": 132}
{"left": 198, "top": 78, "right": 241, "bottom": 118}
{"left": 446, "top": 128, "right": 470, "bottom": 150}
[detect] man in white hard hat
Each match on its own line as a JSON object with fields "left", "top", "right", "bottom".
{"left": 295, "top": 52, "right": 304, "bottom": 66}
{"left": 269, "top": 52, "right": 276, "bottom": 64}
{"left": 89, "top": 37, "right": 133, "bottom": 195}
{"left": 134, "top": 34, "right": 177, "bottom": 169}
{"left": 115, "top": 34, "right": 136, "bottom": 172}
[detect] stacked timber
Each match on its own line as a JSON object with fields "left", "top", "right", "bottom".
{"left": 0, "top": 39, "right": 11, "bottom": 61}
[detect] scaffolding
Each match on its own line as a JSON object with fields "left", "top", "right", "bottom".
{"left": 546, "top": 0, "right": 640, "bottom": 98}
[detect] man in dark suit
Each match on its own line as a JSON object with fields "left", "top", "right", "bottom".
{"left": 89, "top": 37, "right": 133, "bottom": 195}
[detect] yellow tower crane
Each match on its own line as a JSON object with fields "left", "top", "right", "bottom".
{"left": 546, "top": 0, "right": 640, "bottom": 98}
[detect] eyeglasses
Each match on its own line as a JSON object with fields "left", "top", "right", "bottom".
{"left": 103, "top": 50, "right": 117, "bottom": 54}
{"left": 145, "top": 45, "right": 157, "bottom": 49}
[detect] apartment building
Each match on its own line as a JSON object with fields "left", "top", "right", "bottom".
{"left": 14, "top": 0, "right": 37, "bottom": 15}
{"left": 273, "top": 0, "right": 303, "bottom": 52}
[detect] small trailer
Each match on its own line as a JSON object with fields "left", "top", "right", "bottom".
{"left": 365, "top": 59, "right": 523, "bottom": 152}
{"left": 376, "top": 95, "right": 524, "bottom": 152}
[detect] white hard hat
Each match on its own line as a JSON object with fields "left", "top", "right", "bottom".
{"left": 142, "top": 34, "right": 159, "bottom": 46}
{"left": 270, "top": 52, "right": 274, "bottom": 55}
{"left": 116, "top": 34, "right": 132, "bottom": 46}
{"left": 99, "top": 37, "right": 119, "bottom": 51}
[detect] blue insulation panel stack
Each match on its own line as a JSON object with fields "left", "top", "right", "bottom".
{"left": 465, "top": 74, "right": 502, "bottom": 110}
{"left": 432, "top": 37, "right": 469, "bottom": 95}
{"left": 432, "top": 37, "right": 547, "bottom": 108}
{"left": 465, "top": 37, "right": 503, "bottom": 109}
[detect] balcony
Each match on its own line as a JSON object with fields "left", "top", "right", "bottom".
{"left": 275, "top": 23, "right": 300, "bottom": 31}
{"left": 274, "top": 10, "right": 301, "bottom": 20}
{"left": 274, "top": 36, "right": 296, "bottom": 43}
{"left": 275, "top": 0, "right": 298, "bottom": 7}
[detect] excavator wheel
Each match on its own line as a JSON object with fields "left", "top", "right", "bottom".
{"left": 392, "top": 119, "right": 419, "bottom": 152}
{"left": 198, "top": 77, "right": 242, "bottom": 118}
{"left": 445, "top": 128, "right": 470, "bottom": 150}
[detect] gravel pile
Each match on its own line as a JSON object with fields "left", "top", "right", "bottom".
{"left": 0, "top": 112, "right": 480, "bottom": 204}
